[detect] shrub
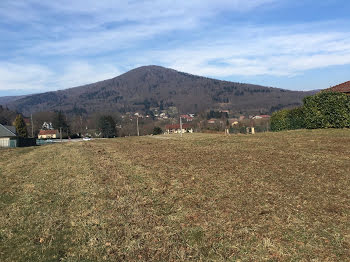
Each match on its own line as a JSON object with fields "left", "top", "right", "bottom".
{"left": 270, "top": 109, "right": 290, "bottom": 131}
{"left": 303, "top": 92, "right": 350, "bottom": 129}
{"left": 272, "top": 92, "right": 350, "bottom": 131}
{"left": 152, "top": 126, "right": 163, "bottom": 135}
{"left": 271, "top": 107, "right": 305, "bottom": 131}
{"left": 288, "top": 107, "right": 306, "bottom": 130}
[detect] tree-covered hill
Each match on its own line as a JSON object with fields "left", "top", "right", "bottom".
{"left": 6, "top": 65, "right": 316, "bottom": 116}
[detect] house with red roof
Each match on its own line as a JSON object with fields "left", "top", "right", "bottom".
{"left": 165, "top": 123, "right": 193, "bottom": 134}
{"left": 180, "top": 114, "right": 193, "bottom": 122}
{"left": 328, "top": 81, "right": 350, "bottom": 95}
{"left": 38, "top": 129, "right": 59, "bottom": 139}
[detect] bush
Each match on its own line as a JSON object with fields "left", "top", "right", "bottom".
{"left": 152, "top": 126, "right": 163, "bottom": 135}
{"left": 288, "top": 107, "right": 305, "bottom": 130}
{"left": 303, "top": 92, "right": 350, "bottom": 129}
{"left": 270, "top": 109, "right": 290, "bottom": 131}
{"left": 271, "top": 92, "right": 350, "bottom": 131}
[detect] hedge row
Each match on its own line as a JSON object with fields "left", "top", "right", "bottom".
{"left": 270, "top": 107, "right": 305, "bottom": 131}
{"left": 271, "top": 92, "right": 350, "bottom": 131}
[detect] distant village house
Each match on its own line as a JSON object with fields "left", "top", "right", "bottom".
{"left": 165, "top": 124, "right": 193, "bottom": 134}
{"left": 252, "top": 115, "right": 271, "bottom": 120}
{"left": 38, "top": 129, "right": 59, "bottom": 139}
{"left": 42, "top": 122, "right": 54, "bottom": 130}
{"left": 180, "top": 114, "right": 193, "bottom": 122}
{"left": 228, "top": 118, "right": 239, "bottom": 126}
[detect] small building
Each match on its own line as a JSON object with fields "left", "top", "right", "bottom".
{"left": 228, "top": 118, "right": 239, "bottom": 126}
{"left": 165, "top": 124, "right": 193, "bottom": 134}
{"left": 0, "top": 124, "right": 17, "bottom": 148}
{"left": 180, "top": 114, "right": 193, "bottom": 122}
{"left": 328, "top": 81, "right": 350, "bottom": 95}
{"left": 207, "top": 119, "right": 216, "bottom": 124}
{"left": 38, "top": 129, "right": 59, "bottom": 139}
{"left": 252, "top": 115, "right": 270, "bottom": 119}
{"left": 42, "top": 122, "right": 53, "bottom": 130}
{"left": 134, "top": 112, "right": 143, "bottom": 118}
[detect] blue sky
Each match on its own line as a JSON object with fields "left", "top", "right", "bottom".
{"left": 0, "top": 0, "right": 350, "bottom": 96}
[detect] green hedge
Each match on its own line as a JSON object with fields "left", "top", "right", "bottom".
{"left": 271, "top": 107, "right": 305, "bottom": 131}
{"left": 303, "top": 92, "right": 350, "bottom": 129}
{"left": 271, "top": 109, "right": 290, "bottom": 131}
{"left": 271, "top": 92, "right": 350, "bottom": 131}
{"left": 288, "top": 107, "right": 306, "bottom": 129}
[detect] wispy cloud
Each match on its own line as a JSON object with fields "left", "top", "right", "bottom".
{"left": 25, "top": 18, "right": 198, "bottom": 56}
{"left": 0, "top": 62, "right": 120, "bottom": 91}
{"left": 4, "top": 0, "right": 277, "bottom": 56}
{"left": 0, "top": 0, "right": 349, "bottom": 92}
{"left": 131, "top": 25, "right": 350, "bottom": 77}
{"left": 0, "top": 63, "right": 53, "bottom": 91}
{"left": 0, "top": 0, "right": 277, "bottom": 23}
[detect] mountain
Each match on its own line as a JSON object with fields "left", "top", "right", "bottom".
{"left": 6, "top": 65, "right": 315, "bottom": 116}
{"left": 0, "top": 105, "right": 17, "bottom": 125}
{"left": 0, "top": 95, "right": 25, "bottom": 105}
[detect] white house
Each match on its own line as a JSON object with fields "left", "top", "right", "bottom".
{"left": 165, "top": 124, "right": 193, "bottom": 134}
{"left": 0, "top": 124, "right": 17, "bottom": 148}
{"left": 38, "top": 129, "right": 59, "bottom": 139}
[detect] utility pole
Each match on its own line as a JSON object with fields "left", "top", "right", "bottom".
{"left": 31, "top": 113, "right": 34, "bottom": 138}
{"left": 179, "top": 116, "right": 183, "bottom": 137}
{"left": 136, "top": 116, "right": 140, "bottom": 136}
{"left": 80, "top": 116, "right": 83, "bottom": 136}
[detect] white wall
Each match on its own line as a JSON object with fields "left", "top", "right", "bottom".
{"left": 0, "top": 138, "right": 10, "bottom": 147}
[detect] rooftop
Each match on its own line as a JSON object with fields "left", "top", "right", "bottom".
{"left": 0, "top": 124, "right": 17, "bottom": 137}
{"left": 329, "top": 81, "right": 350, "bottom": 93}
{"left": 165, "top": 124, "right": 191, "bottom": 129}
{"left": 39, "top": 129, "right": 58, "bottom": 135}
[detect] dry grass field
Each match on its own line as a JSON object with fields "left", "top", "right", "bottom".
{"left": 0, "top": 129, "right": 349, "bottom": 261}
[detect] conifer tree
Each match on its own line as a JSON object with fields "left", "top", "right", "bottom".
{"left": 52, "top": 111, "right": 68, "bottom": 130}
{"left": 98, "top": 115, "right": 117, "bottom": 138}
{"left": 14, "top": 114, "right": 28, "bottom": 137}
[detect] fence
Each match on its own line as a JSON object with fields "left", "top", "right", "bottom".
{"left": 0, "top": 138, "right": 37, "bottom": 148}
{"left": 17, "top": 137, "right": 37, "bottom": 147}
{"left": 36, "top": 139, "right": 54, "bottom": 146}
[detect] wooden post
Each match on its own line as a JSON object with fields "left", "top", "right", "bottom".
{"left": 136, "top": 116, "right": 140, "bottom": 136}
{"left": 31, "top": 114, "right": 34, "bottom": 138}
{"left": 80, "top": 116, "right": 83, "bottom": 136}
{"left": 180, "top": 116, "right": 183, "bottom": 137}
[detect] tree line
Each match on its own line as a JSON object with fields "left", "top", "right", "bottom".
{"left": 10, "top": 111, "right": 121, "bottom": 139}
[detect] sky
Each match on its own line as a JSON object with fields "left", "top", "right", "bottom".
{"left": 0, "top": 0, "right": 350, "bottom": 96}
